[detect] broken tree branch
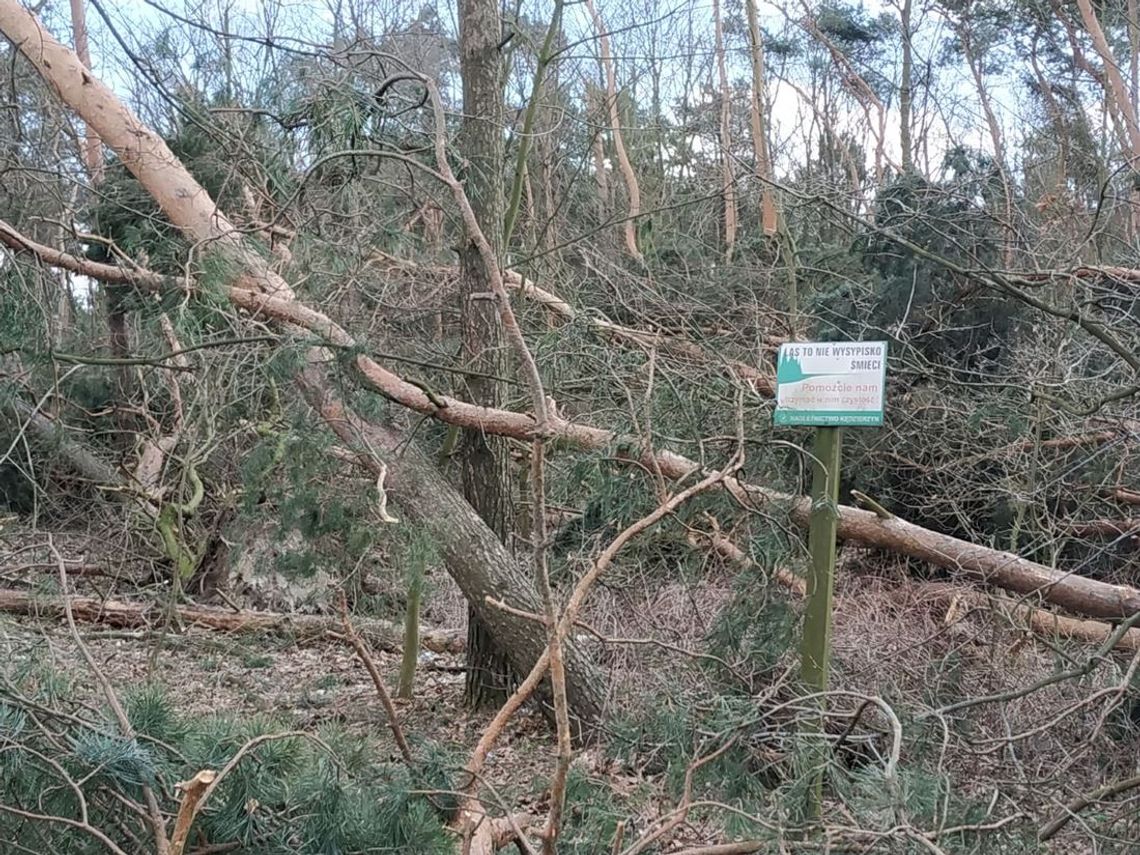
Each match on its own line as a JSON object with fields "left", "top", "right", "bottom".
{"left": 336, "top": 590, "right": 415, "bottom": 767}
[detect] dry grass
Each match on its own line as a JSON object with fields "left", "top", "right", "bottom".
{"left": 5, "top": 518, "right": 1140, "bottom": 851}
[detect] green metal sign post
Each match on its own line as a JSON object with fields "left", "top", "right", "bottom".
{"left": 773, "top": 341, "right": 886, "bottom": 820}
{"left": 801, "top": 425, "right": 841, "bottom": 817}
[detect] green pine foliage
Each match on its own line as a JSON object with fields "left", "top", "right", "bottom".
{"left": 0, "top": 681, "right": 453, "bottom": 854}
{"left": 557, "top": 767, "right": 626, "bottom": 853}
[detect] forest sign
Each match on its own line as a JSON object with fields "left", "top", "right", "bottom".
{"left": 774, "top": 339, "right": 889, "bottom": 815}
{"left": 774, "top": 341, "right": 888, "bottom": 426}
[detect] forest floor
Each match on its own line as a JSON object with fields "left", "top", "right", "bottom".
{"left": 2, "top": 526, "right": 1137, "bottom": 852}
{"left": 0, "top": 613, "right": 561, "bottom": 801}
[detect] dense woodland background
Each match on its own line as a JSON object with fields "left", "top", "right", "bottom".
{"left": 2, "top": 0, "right": 1140, "bottom": 851}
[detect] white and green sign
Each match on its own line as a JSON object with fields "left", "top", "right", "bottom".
{"left": 774, "top": 341, "right": 887, "bottom": 426}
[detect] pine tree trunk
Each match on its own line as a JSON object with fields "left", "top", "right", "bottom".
{"left": 0, "top": 2, "right": 609, "bottom": 723}
{"left": 68, "top": 0, "right": 102, "bottom": 183}
{"left": 298, "top": 370, "right": 605, "bottom": 727}
{"left": 457, "top": 0, "right": 516, "bottom": 710}
{"left": 712, "top": 0, "right": 736, "bottom": 260}
{"left": 745, "top": 0, "right": 779, "bottom": 235}
{"left": 899, "top": 0, "right": 913, "bottom": 174}
{"left": 586, "top": 0, "right": 643, "bottom": 262}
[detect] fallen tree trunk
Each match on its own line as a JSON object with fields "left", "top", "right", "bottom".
{"left": 1, "top": 394, "right": 125, "bottom": 489}
{"left": 296, "top": 367, "right": 606, "bottom": 728}
{"left": 5, "top": 2, "right": 1140, "bottom": 627}
{"left": 1108, "top": 487, "right": 1140, "bottom": 505}
{"left": 8, "top": 217, "right": 1140, "bottom": 625}
{"left": 695, "top": 526, "right": 1140, "bottom": 653}
{"left": 912, "top": 582, "right": 1140, "bottom": 653}
{"left": 0, "top": 588, "right": 463, "bottom": 652}
{"left": 786, "top": 497, "right": 1140, "bottom": 620}
{"left": 1060, "top": 518, "right": 1140, "bottom": 538}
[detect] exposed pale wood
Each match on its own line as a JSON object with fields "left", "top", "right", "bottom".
{"left": 67, "top": 0, "right": 102, "bottom": 183}
{"left": 8, "top": 204, "right": 1140, "bottom": 622}
{"left": 0, "top": 3, "right": 603, "bottom": 727}
{"left": 744, "top": 0, "right": 778, "bottom": 234}
{"left": 7, "top": 202, "right": 1140, "bottom": 623}
{"left": 1061, "top": 518, "right": 1140, "bottom": 538}
{"left": 712, "top": 0, "right": 736, "bottom": 258}
{"left": 585, "top": 0, "right": 643, "bottom": 262}
{"left": 797, "top": 1, "right": 891, "bottom": 183}
{"left": 915, "top": 582, "right": 1140, "bottom": 653}
{"left": 169, "top": 770, "right": 216, "bottom": 855}
{"left": 371, "top": 252, "right": 779, "bottom": 394}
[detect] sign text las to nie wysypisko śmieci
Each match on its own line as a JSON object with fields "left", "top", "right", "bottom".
{"left": 774, "top": 341, "right": 887, "bottom": 426}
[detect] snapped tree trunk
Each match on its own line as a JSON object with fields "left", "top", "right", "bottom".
{"left": 744, "top": 0, "right": 779, "bottom": 235}
{"left": 457, "top": 0, "right": 517, "bottom": 710}
{"left": 1075, "top": 0, "right": 1140, "bottom": 237}
{"left": 0, "top": 587, "right": 464, "bottom": 651}
{"left": 712, "top": 0, "right": 736, "bottom": 259}
{"left": 67, "top": 0, "right": 131, "bottom": 436}
{"left": 954, "top": 12, "right": 1016, "bottom": 265}
{"left": 586, "top": 0, "right": 644, "bottom": 262}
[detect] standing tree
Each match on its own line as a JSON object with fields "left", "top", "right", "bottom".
{"left": 456, "top": 0, "right": 515, "bottom": 709}
{"left": 713, "top": 0, "right": 737, "bottom": 260}
{"left": 745, "top": 0, "right": 779, "bottom": 236}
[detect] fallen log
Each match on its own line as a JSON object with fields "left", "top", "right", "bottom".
{"left": 912, "top": 582, "right": 1140, "bottom": 653}
{"left": 785, "top": 496, "right": 1140, "bottom": 620}
{"left": 685, "top": 521, "right": 807, "bottom": 596}
{"left": 0, "top": 589, "right": 464, "bottom": 653}
{"left": 693, "top": 527, "right": 1140, "bottom": 653}
{"left": 9, "top": 212, "right": 1140, "bottom": 624}
{"left": 0, "top": 4, "right": 606, "bottom": 726}
{"left": 1108, "top": 487, "right": 1140, "bottom": 505}
{"left": 1015, "top": 264, "right": 1140, "bottom": 284}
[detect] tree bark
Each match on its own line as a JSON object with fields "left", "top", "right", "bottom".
{"left": 954, "top": 14, "right": 1015, "bottom": 265}
{"left": 10, "top": 204, "right": 1140, "bottom": 625}
{"left": 457, "top": 0, "right": 517, "bottom": 710}
{"left": 7, "top": 0, "right": 1140, "bottom": 640}
{"left": 1, "top": 392, "right": 128, "bottom": 494}
{"left": 67, "top": 0, "right": 102, "bottom": 183}
{"left": 799, "top": 3, "right": 890, "bottom": 184}
{"left": 899, "top": 0, "right": 913, "bottom": 173}
{"left": 588, "top": 83, "right": 611, "bottom": 222}
{"left": 296, "top": 368, "right": 605, "bottom": 727}
{"left": 713, "top": 0, "right": 737, "bottom": 259}
{"left": 1075, "top": 0, "right": 1140, "bottom": 234}
{"left": 744, "top": 0, "right": 779, "bottom": 235}
{"left": 67, "top": 0, "right": 133, "bottom": 432}
{"left": 586, "top": 0, "right": 643, "bottom": 262}
{"left": 914, "top": 582, "right": 1140, "bottom": 653}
